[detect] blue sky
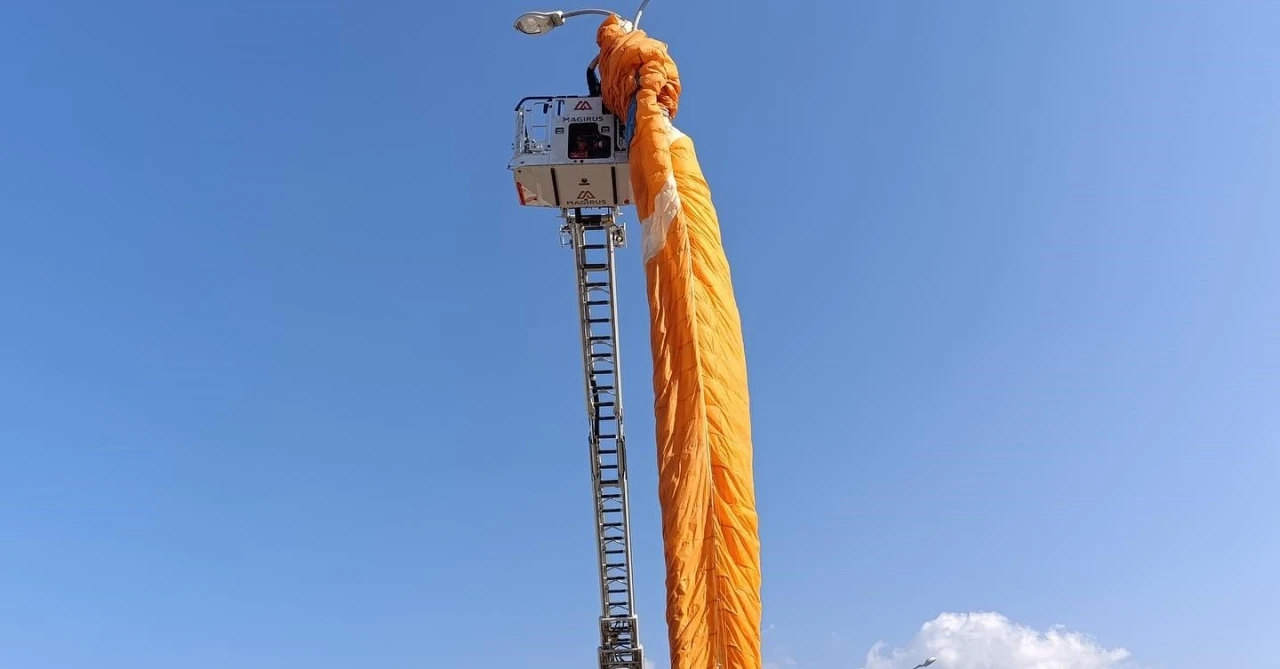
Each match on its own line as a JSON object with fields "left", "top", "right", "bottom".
{"left": 1, "top": 1, "right": 1277, "bottom": 668}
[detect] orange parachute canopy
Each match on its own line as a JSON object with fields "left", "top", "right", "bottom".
{"left": 595, "top": 15, "right": 762, "bottom": 669}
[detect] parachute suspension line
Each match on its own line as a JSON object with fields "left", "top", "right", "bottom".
{"left": 563, "top": 208, "right": 646, "bottom": 669}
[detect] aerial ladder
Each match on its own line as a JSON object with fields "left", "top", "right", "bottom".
{"left": 565, "top": 209, "right": 644, "bottom": 669}
{"left": 506, "top": 4, "right": 654, "bottom": 669}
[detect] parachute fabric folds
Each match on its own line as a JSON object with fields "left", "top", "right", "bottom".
{"left": 595, "top": 15, "right": 762, "bottom": 669}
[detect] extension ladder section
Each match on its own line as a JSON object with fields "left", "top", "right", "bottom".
{"left": 563, "top": 209, "right": 646, "bottom": 669}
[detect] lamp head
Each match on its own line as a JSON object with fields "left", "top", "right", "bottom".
{"left": 514, "top": 10, "right": 566, "bottom": 35}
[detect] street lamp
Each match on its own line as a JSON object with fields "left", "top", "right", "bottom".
{"left": 513, "top": 9, "right": 613, "bottom": 35}
{"left": 911, "top": 658, "right": 938, "bottom": 669}
{"left": 513, "top": 0, "right": 653, "bottom": 36}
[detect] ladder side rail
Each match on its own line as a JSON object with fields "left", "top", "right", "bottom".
{"left": 602, "top": 222, "right": 640, "bottom": 618}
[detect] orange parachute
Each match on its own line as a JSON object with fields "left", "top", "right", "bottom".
{"left": 594, "top": 15, "right": 762, "bottom": 669}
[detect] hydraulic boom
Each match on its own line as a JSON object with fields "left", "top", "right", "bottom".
{"left": 562, "top": 208, "right": 646, "bottom": 669}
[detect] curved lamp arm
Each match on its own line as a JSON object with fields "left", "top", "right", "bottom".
{"left": 514, "top": 8, "right": 616, "bottom": 35}
{"left": 634, "top": 0, "right": 651, "bottom": 28}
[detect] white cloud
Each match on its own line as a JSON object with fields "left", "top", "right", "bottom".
{"left": 861, "top": 612, "right": 1135, "bottom": 669}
